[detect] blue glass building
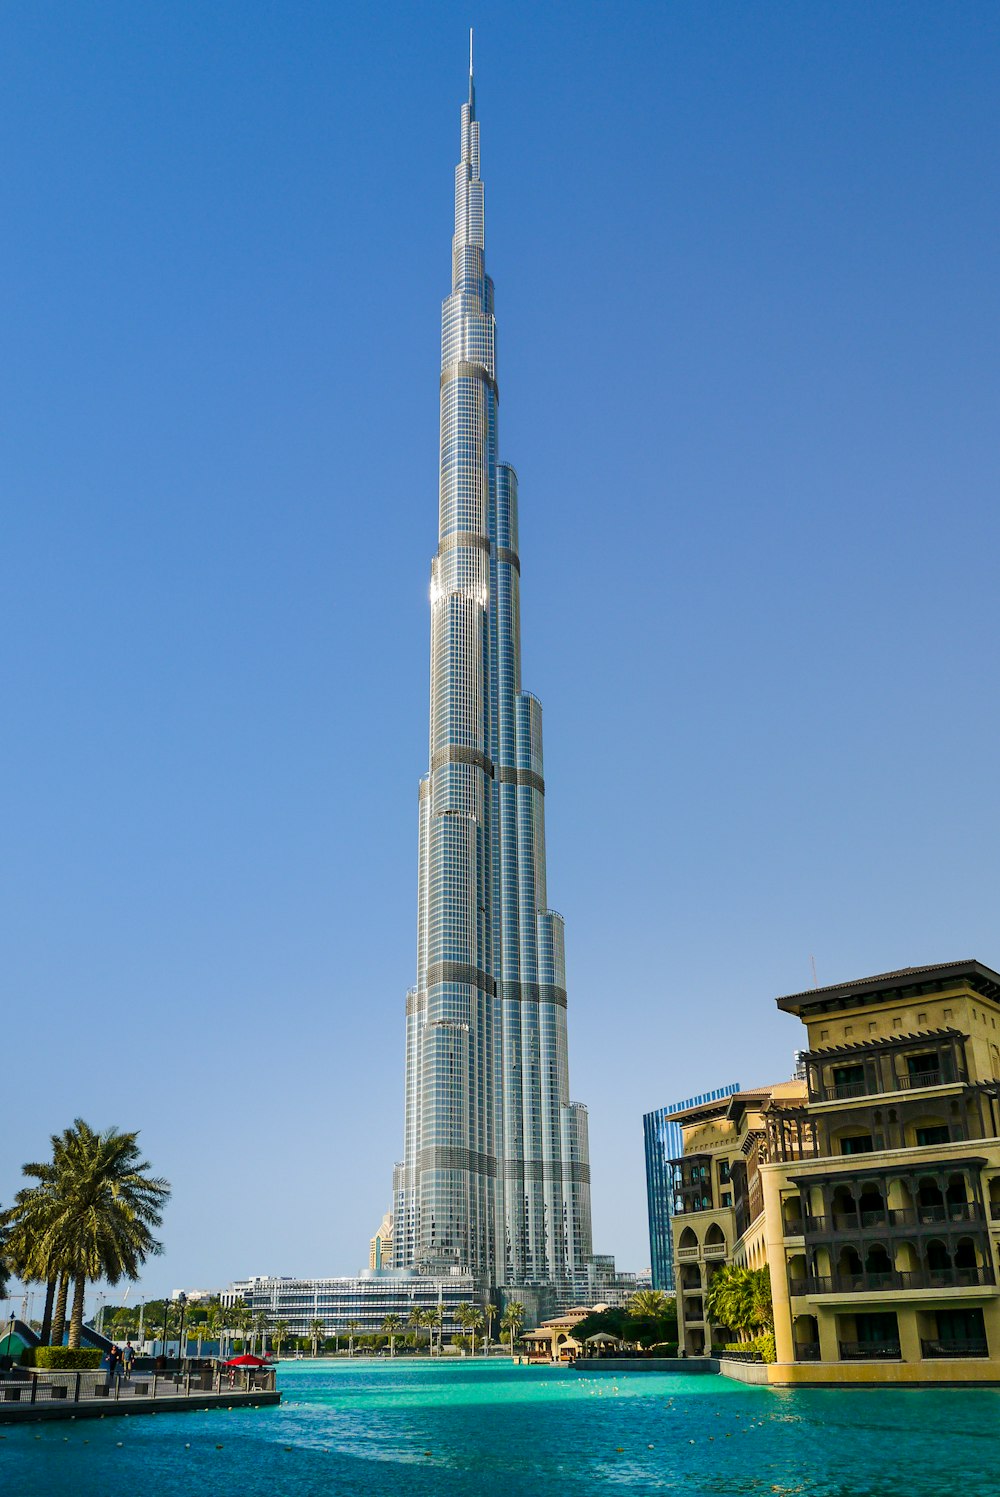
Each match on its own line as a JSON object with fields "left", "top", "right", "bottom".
{"left": 643, "top": 1085, "right": 740, "bottom": 1291}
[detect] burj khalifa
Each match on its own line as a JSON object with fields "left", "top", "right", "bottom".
{"left": 391, "top": 43, "right": 594, "bottom": 1302}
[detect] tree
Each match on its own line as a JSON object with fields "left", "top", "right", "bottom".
{"left": 622, "top": 1289, "right": 677, "bottom": 1348}
{"left": 0, "top": 1126, "right": 80, "bottom": 1344}
{"left": 456, "top": 1304, "right": 484, "bottom": 1355}
{"left": 230, "top": 1299, "right": 251, "bottom": 1354}
{"left": 309, "top": 1318, "right": 324, "bottom": 1358}
{"left": 346, "top": 1319, "right": 360, "bottom": 1357}
{"left": 627, "top": 1289, "right": 674, "bottom": 1321}
{"left": 18, "top": 1121, "right": 170, "bottom": 1349}
{"left": 703, "top": 1265, "right": 772, "bottom": 1343}
{"left": 201, "top": 1305, "right": 221, "bottom": 1357}
{"left": 272, "top": 1320, "right": 290, "bottom": 1358}
{"left": 481, "top": 1300, "right": 497, "bottom": 1348}
{"left": 0, "top": 1213, "right": 10, "bottom": 1300}
{"left": 425, "top": 1307, "right": 444, "bottom": 1356}
{"left": 381, "top": 1314, "right": 403, "bottom": 1357}
{"left": 408, "top": 1307, "right": 428, "bottom": 1351}
{"left": 500, "top": 1301, "right": 525, "bottom": 1357}
{"left": 251, "top": 1311, "right": 270, "bottom": 1356}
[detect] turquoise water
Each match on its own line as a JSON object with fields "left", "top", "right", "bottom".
{"left": 3, "top": 1358, "right": 1000, "bottom": 1495}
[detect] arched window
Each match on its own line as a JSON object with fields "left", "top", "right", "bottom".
{"left": 954, "top": 1237, "right": 979, "bottom": 1272}
{"left": 926, "top": 1239, "right": 951, "bottom": 1273}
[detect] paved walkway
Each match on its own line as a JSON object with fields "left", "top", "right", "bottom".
{"left": 0, "top": 1369, "right": 280, "bottom": 1423}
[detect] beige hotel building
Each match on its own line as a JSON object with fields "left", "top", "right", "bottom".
{"left": 668, "top": 960, "right": 1000, "bottom": 1384}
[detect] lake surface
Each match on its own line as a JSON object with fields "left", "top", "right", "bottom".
{"left": 3, "top": 1357, "right": 1000, "bottom": 1495}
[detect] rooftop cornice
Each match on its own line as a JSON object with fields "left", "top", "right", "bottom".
{"left": 775, "top": 960, "right": 1000, "bottom": 1016}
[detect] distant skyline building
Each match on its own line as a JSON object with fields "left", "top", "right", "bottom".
{"left": 391, "top": 43, "right": 595, "bottom": 1308}
{"left": 644, "top": 1085, "right": 740, "bottom": 1290}
{"left": 228, "top": 1273, "right": 475, "bottom": 1341}
{"left": 369, "top": 1212, "right": 394, "bottom": 1272}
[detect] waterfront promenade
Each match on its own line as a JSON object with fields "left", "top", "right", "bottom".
{"left": 0, "top": 1364, "right": 279, "bottom": 1423}
{"left": 2, "top": 1358, "right": 1000, "bottom": 1495}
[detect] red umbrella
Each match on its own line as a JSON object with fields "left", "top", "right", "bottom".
{"left": 225, "top": 1353, "right": 268, "bottom": 1367}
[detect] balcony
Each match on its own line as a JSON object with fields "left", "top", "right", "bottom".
{"left": 839, "top": 1340, "right": 901, "bottom": 1360}
{"left": 803, "top": 1203, "right": 983, "bottom": 1235}
{"left": 920, "top": 1338, "right": 989, "bottom": 1358}
{"left": 814, "top": 1071, "right": 970, "bottom": 1107}
{"left": 703, "top": 1242, "right": 728, "bottom": 1259}
{"left": 803, "top": 1027, "right": 971, "bottom": 1106}
{"left": 790, "top": 1265, "right": 996, "bottom": 1296}
{"left": 794, "top": 1341, "right": 821, "bottom": 1361}
{"left": 676, "top": 1246, "right": 699, "bottom": 1261}
{"left": 823, "top": 1068, "right": 964, "bottom": 1100}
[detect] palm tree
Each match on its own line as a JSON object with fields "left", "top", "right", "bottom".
{"left": 272, "top": 1320, "right": 290, "bottom": 1358}
{"left": 408, "top": 1307, "right": 429, "bottom": 1352}
{"left": 481, "top": 1300, "right": 496, "bottom": 1350}
{"left": 201, "top": 1305, "right": 221, "bottom": 1357}
{"left": 17, "top": 1121, "right": 170, "bottom": 1349}
{"left": 309, "top": 1318, "right": 324, "bottom": 1357}
{"left": 425, "top": 1307, "right": 444, "bottom": 1356}
{"left": 500, "top": 1301, "right": 525, "bottom": 1357}
{"left": 215, "top": 1302, "right": 230, "bottom": 1359}
{"left": 345, "top": 1319, "right": 360, "bottom": 1357}
{"left": 251, "top": 1310, "right": 270, "bottom": 1356}
{"left": 627, "top": 1289, "right": 674, "bottom": 1321}
{"left": 456, "top": 1304, "right": 483, "bottom": 1355}
{"left": 231, "top": 1299, "right": 252, "bottom": 1354}
{"left": 0, "top": 1212, "right": 12, "bottom": 1301}
{"left": 0, "top": 1126, "right": 79, "bottom": 1343}
{"left": 703, "top": 1265, "right": 771, "bottom": 1344}
{"left": 381, "top": 1313, "right": 403, "bottom": 1357}
{"left": 749, "top": 1267, "right": 772, "bottom": 1333}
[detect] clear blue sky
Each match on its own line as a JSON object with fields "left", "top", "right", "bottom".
{"left": 3, "top": 0, "right": 998, "bottom": 1303}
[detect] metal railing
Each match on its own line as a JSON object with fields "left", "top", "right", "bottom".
{"left": 802, "top": 1202, "right": 982, "bottom": 1235}
{"left": 814, "top": 1068, "right": 965, "bottom": 1104}
{"left": 790, "top": 1265, "right": 995, "bottom": 1296}
{"left": 920, "top": 1338, "right": 989, "bottom": 1359}
{"left": 839, "top": 1340, "right": 901, "bottom": 1360}
{"left": 794, "top": 1341, "right": 821, "bottom": 1361}
{"left": 0, "top": 1365, "right": 276, "bottom": 1407}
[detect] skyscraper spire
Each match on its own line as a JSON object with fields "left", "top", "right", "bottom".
{"left": 469, "top": 27, "right": 475, "bottom": 113}
{"left": 392, "top": 45, "right": 594, "bottom": 1311}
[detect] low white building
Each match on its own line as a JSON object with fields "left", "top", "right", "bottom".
{"left": 226, "top": 1270, "right": 477, "bottom": 1338}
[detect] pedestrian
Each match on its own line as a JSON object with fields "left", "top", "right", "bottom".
{"left": 105, "top": 1345, "right": 119, "bottom": 1388}
{"left": 122, "top": 1341, "right": 135, "bottom": 1380}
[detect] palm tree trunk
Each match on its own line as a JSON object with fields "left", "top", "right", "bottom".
{"left": 51, "top": 1273, "right": 70, "bottom": 1347}
{"left": 39, "top": 1276, "right": 56, "bottom": 1345}
{"left": 67, "top": 1273, "right": 86, "bottom": 1350}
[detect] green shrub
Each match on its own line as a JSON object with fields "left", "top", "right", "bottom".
{"left": 25, "top": 1347, "right": 103, "bottom": 1370}
{"left": 646, "top": 1342, "right": 678, "bottom": 1357}
{"left": 721, "top": 1334, "right": 775, "bottom": 1365}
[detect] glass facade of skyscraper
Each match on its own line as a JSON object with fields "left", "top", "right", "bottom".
{"left": 643, "top": 1084, "right": 740, "bottom": 1291}
{"left": 393, "top": 50, "right": 594, "bottom": 1302}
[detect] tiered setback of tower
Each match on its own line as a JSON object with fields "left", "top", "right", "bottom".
{"left": 392, "top": 62, "right": 594, "bottom": 1304}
